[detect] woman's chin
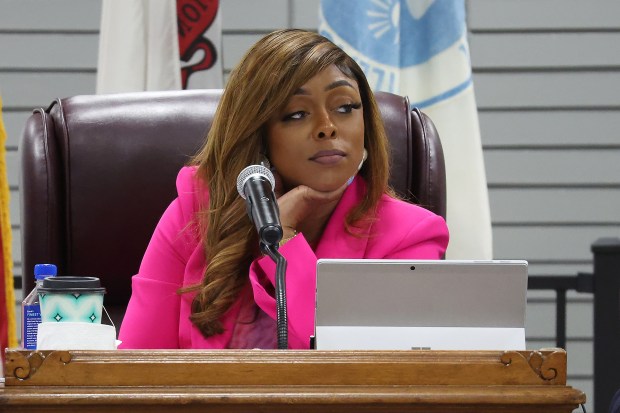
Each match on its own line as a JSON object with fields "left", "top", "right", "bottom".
{"left": 305, "top": 178, "right": 349, "bottom": 193}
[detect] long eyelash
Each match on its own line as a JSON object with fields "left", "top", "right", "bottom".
{"left": 282, "top": 111, "right": 303, "bottom": 121}
{"left": 339, "top": 102, "right": 362, "bottom": 113}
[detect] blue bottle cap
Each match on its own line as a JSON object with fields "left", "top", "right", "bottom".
{"left": 34, "top": 264, "right": 58, "bottom": 280}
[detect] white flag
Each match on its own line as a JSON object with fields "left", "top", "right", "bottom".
{"left": 320, "top": 0, "right": 492, "bottom": 259}
{"left": 97, "top": 0, "right": 222, "bottom": 94}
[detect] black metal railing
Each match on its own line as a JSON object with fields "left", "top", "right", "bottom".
{"left": 528, "top": 274, "right": 593, "bottom": 350}
{"left": 528, "top": 237, "right": 620, "bottom": 413}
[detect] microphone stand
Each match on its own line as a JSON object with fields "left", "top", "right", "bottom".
{"left": 262, "top": 243, "right": 288, "bottom": 349}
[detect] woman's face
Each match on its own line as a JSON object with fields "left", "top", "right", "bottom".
{"left": 266, "top": 64, "right": 365, "bottom": 193}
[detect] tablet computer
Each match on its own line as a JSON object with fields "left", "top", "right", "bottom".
{"left": 314, "top": 259, "right": 528, "bottom": 350}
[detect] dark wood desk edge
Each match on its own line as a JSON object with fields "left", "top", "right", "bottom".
{"left": 0, "top": 384, "right": 586, "bottom": 412}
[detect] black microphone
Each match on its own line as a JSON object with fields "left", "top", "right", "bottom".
{"left": 238, "top": 165, "right": 289, "bottom": 349}
{"left": 236, "top": 165, "right": 283, "bottom": 247}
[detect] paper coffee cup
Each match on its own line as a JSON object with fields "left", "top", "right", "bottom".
{"left": 38, "top": 276, "right": 106, "bottom": 323}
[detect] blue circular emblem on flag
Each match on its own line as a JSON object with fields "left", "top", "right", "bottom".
{"left": 321, "top": 0, "right": 465, "bottom": 68}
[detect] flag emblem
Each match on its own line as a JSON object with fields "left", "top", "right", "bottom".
{"left": 320, "top": 0, "right": 464, "bottom": 68}
{"left": 177, "top": 0, "right": 220, "bottom": 89}
{"left": 320, "top": 0, "right": 471, "bottom": 107}
{"left": 320, "top": 0, "right": 493, "bottom": 259}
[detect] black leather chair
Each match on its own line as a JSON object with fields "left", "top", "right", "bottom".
{"left": 19, "top": 90, "right": 446, "bottom": 328}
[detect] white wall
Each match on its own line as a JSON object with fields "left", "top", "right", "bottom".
{"left": 3, "top": 0, "right": 620, "bottom": 410}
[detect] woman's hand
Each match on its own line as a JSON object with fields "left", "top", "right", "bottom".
{"left": 273, "top": 171, "right": 349, "bottom": 244}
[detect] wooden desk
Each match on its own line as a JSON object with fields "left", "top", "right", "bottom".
{"left": 1, "top": 348, "right": 585, "bottom": 412}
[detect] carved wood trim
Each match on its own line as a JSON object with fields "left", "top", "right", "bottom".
{"left": 500, "top": 349, "right": 567, "bottom": 383}
{"left": 5, "top": 348, "right": 569, "bottom": 387}
{"left": 1, "top": 349, "right": 586, "bottom": 412}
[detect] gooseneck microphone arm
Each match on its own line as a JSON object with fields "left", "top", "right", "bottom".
{"left": 236, "top": 165, "right": 288, "bottom": 349}
{"left": 262, "top": 243, "right": 288, "bottom": 349}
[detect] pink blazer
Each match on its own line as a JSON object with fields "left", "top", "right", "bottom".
{"left": 118, "top": 166, "right": 449, "bottom": 349}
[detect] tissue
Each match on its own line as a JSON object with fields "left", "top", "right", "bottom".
{"left": 37, "top": 322, "right": 118, "bottom": 350}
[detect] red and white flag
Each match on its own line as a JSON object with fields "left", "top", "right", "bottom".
{"left": 96, "top": 0, "right": 222, "bottom": 93}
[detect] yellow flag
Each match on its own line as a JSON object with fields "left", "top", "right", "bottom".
{"left": 0, "top": 94, "right": 17, "bottom": 351}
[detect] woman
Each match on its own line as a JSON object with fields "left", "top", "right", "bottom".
{"left": 118, "top": 29, "right": 449, "bottom": 349}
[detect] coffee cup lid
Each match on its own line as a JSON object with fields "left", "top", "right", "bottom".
{"left": 39, "top": 276, "right": 106, "bottom": 294}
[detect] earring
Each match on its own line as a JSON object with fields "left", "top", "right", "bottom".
{"left": 259, "top": 154, "right": 272, "bottom": 170}
{"left": 357, "top": 148, "right": 368, "bottom": 171}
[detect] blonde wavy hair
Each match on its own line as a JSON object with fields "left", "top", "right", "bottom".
{"left": 186, "top": 29, "right": 392, "bottom": 337}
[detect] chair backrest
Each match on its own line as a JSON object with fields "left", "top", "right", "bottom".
{"left": 20, "top": 90, "right": 446, "bottom": 327}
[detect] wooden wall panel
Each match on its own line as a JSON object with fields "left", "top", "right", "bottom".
{"left": 470, "top": 32, "right": 620, "bottom": 69}
{"left": 484, "top": 149, "right": 620, "bottom": 185}
{"left": 0, "top": 73, "right": 96, "bottom": 108}
{"left": 221, "top": 0, "right": 289, "bottom": 30}
{"left": 468, "top": 0, "right": 620, "bottom": 31}
{"left": 489, "top": 188, "right": 620, "bottom": 224}
{"left": 1, "top": 112, "right": 29, "bottom": 148}
{"left": 475, "top": 72, "right": 620, "bottom": 109}
{"left": 0, "top": 0, "right": 100, "bottom": 31}
{"left": 493, "top": 225, "right": 619, "bottom": 261}
{"left": 0, "top": 33, "right": 99, "bottom": 69}
{"left": 479, "top": 110, "right": 620, "bottom": 147}
{"left": 292, "top": 0, "right": 320, "bottom": 29}
{"left": 222, "top": 34, "right": 265, "bottom": 70}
